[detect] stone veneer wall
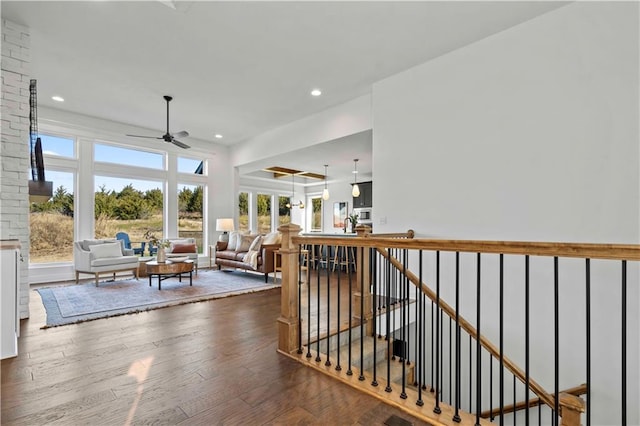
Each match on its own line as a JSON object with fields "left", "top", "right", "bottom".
{"left": 1, "top": 19, "right": 31, "bottom": 319}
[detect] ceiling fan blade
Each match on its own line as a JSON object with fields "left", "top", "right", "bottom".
{"left": 172, "top": 130, "right": 189, "bottom": 139}
{"left": 126, "top": 134, "right": 163, "bottom": 139}
{"left": 171, "top": 139, "right": 190, "bottom": 149}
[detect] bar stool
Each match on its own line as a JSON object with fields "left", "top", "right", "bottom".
{"left": 272, "top": 249, "right": 281, "bottom": 283}
{"left": 299, "top": 248, "right": 310, "bottom": 283}
{"left": 272, "top": 248, "right": 310, "bottom": 283}
{"left": 332, "top": 246, "right": 356, "bottom": 272}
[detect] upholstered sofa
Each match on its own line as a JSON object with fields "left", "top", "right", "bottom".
{"left": 165, "top": 237, "right": 199, "bottom": 274}
{"left": 214, "top": 231, "right": 281, "bottom": 282}
{"left": 74, "top": 239, "right": 139, "bottom": 286}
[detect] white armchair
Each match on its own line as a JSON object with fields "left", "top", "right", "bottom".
{"left": 165, "top": 238, "right": 199, "bottom": 274}
{"left": 74, "top": 239, "right": 139, "bottom": 286}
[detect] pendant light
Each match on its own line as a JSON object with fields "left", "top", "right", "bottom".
{"left": 352, "top": 159, "right": 360, "bottom": 197}
{"left": 286, "top": 174, "right": 304, "bottom": 209}
{"left": 322, "top": 164, "right": 330, "bottom": 201}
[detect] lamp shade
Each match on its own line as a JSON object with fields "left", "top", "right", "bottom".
{"left": 216, "top": 218, "right": 235, "bottom": 232}
{"left": 352, "top": 184, "right": 360, "bottom": 197}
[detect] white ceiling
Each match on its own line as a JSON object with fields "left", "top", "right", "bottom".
{"left": 1, "top": 1, "right": 567, "bottom": 180}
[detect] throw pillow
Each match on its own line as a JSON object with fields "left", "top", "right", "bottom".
{"left": 262, "top": 231, "right": 281, "bottom": 245}
{"left": 248, "top": 235, "right": 263, "bottom": 252}
{"left": 89, "top": 242, "right": 122, "bottom": 259}
{"left": 227, "top": 231, "right": 240, "bottom": 251}
{"left": 171, "top": 243, "right": 196, "bottom": 254}
{"left": 236, "top": 234, "right": 257, "bottom": 252}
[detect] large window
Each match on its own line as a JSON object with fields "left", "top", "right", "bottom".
{"left": 278, "top": 195, "right": 291, "bottom": 227}
{"left": 95, "top": 143, "right": 164, "bottom": 169}
{"left": 30, "top": 170, "right": 75, "bottom": 263}
{"left": 238, "top": 192, "right": 249, "bottom": 233}
{"left": 310, "top": 196, "right": 322, "bottom": 231}
{"left": 257, "top": 193, "right": 272, "bottom": 234}
{"left": 39, "top": 134, "right": 74, "bottom": 158}
{"left": 94, "top": 176, "right": 163, "bottom": 256}
{"left": 178, "top": 184, "right": 203, "bottom": 253}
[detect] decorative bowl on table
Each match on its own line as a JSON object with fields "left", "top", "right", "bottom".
{"left": 169, "top": 256, "right": 189, "bottom": 263}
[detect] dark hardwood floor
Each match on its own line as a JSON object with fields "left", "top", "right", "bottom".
{"left": 1, "top": 274, "right": 429, "bottom": 425}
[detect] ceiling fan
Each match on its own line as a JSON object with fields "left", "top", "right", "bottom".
{"left": 127, "top": 95, "right": 190, "bottom": 149}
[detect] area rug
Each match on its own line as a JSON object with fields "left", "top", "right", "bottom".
{"left": 36, "top": 270, "right": 280, "bottom": 328}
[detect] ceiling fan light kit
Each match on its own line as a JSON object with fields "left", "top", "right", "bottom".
{"left": 126, "top": 95, "right": 190, "bottom": 149}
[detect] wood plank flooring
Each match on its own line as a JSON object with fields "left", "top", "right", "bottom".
{"left": 1, "top": 273, "right": 429, "bottom": 425}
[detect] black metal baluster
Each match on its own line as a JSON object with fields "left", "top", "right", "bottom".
{"left": 490, "top": 355, "right": 494, "bottom": 421}
{"left": 297, "top": 245, "right": 303, "bottom": 354}
{"left": 449, "top": 316, "right": 453, "bottom": 404}
{"left": 359, "top": 247, "right": 365, "bottom": 382}
{"left": 469, "top": 333, "right": 472, "bottom": 412}
{"left": 316, "top": 245, "right": 322, "bottom": 363}
{"left": 513, "top": 374, "right": 517, "bottom": 426}
{"left": 500, "top": 253, "right": 504, "bottom": 425}
{"left": 431, "top": 298, "right": 435, "bottom": 393}
{"left": 372, "top": 248, "right": 378, "bottom": 387}
{"left": 622, "top": 260, "right": 627, "bottom": 426}
{"left": 434, "top": 251, "right": 442, "bottom": 414}
{"left": 336, "top": 246, "right": 342, "bottom": 372}
{"left": 475, "top": 252, "right": 481, "bottom": 426}
{"left": 554, "top": 256, "right": 559, "bottom": 426}
{"left": 417, "top": 250, "right": 424, "bottom": 406}
{"left": 525, "top": 255, "right": 530, "bottom": 426}
{"left": 325, "top": 245, "right": 332, "bottom": 367}
{"left": 306, "top": 245, "right": 312, "bottom": 359}
{"left": 385, "top": 249, "right": 392, "bottom": 392}
{"left": 585, "top": 258, "right": 590, "bottom": 426}
{"left": 347, "top": 245, "right": 353, "bottom": 376}
{"left": 454, "top": 252, "right": 461, "bottom": 422}
{"left": 400, "top": 249, "right": 407, "bottom": 398}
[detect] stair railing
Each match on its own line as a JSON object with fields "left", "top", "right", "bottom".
{"left": 277, "top": 223, "right": 637, "bottom": 426}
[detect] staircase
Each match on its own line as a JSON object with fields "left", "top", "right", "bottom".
{"left": 276, "top": 224, "right": 637, "bottom": 426}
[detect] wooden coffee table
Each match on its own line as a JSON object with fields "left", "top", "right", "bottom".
{"left": 146, "top": 260, "right": 194, "bottom": 290}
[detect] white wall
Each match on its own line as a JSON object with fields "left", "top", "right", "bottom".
{"left": 372, "top": 2, "right": 638, "bottom": 423}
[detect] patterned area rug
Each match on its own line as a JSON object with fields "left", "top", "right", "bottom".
{"left": 36, "top": 270, "right": 279, "bottom": 328}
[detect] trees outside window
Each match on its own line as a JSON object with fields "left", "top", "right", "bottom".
{"left": 30, "top": 170, "right": 75, "bottom": 263}
{"left": 178, "top": 184, "right": 203, "bottom": 253}
{"left": 238, "top": 192, "right": 249, "bottom": 233}
{"left": 257, "top": 193, "right": 272, "bottom": 234}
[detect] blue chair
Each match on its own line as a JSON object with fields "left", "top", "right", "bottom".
{"left": 147, "top": 241, "right": 158, "bottom": 256}
{"left": 115, "top": 232, "right": 146, "bottom": 256}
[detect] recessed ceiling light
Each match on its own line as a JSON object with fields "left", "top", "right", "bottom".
{"left": 52, "top": 95, "right": 64, "bottom": 102}
{"left": 310, "top": 89, "right": 322, "bottom": 96}
{"left": 214, "top": 134, "right": 223, "bottom": 139}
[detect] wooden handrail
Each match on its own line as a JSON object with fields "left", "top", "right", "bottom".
{"left": 378, "top": 247, "right": 556, "bottom": 410}
{"left": 292, "top": 236, "right": 640, "bottom": 261}
{"left": 480, "top": 383, "right": 587, "bottom": 419}
{"left": 366, "top": 229, "right": 415, "bottom": 239}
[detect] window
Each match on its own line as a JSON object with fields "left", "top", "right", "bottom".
{"left": 178, "top": 184, "right": 203, "bottom": 253}
{"left": 310, "top": 196, "right": 322, "bottom": 231}
{"left": 238, "top": 192, "right": 249, "bottom": 233}
{"left": 178, "top": 156, "right": 205, "bottom": 175}
{"left": 38, "top": 134, "right": 74, "bottom": 158}
{"left": 95, "top": 143, "right": 164, "bottom": 170}
{"left": 30, "top": 170, "right": 75, "bottom": 263}
{"left": 94, "top": 176, "right": 163, "bottom": 255}
{"left": 257, "top": 193, "right": 272, "bottom": 234}
{"left": 278, "top": 195, "right": 291, "bottom": 227}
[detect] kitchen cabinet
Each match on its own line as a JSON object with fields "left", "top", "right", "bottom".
{"left": 352, "top": 181, "right": 373, "bottom": 208}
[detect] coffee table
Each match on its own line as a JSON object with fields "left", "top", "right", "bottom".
{"left": 146, "top": 260, "right": 194, "bottom": 290}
